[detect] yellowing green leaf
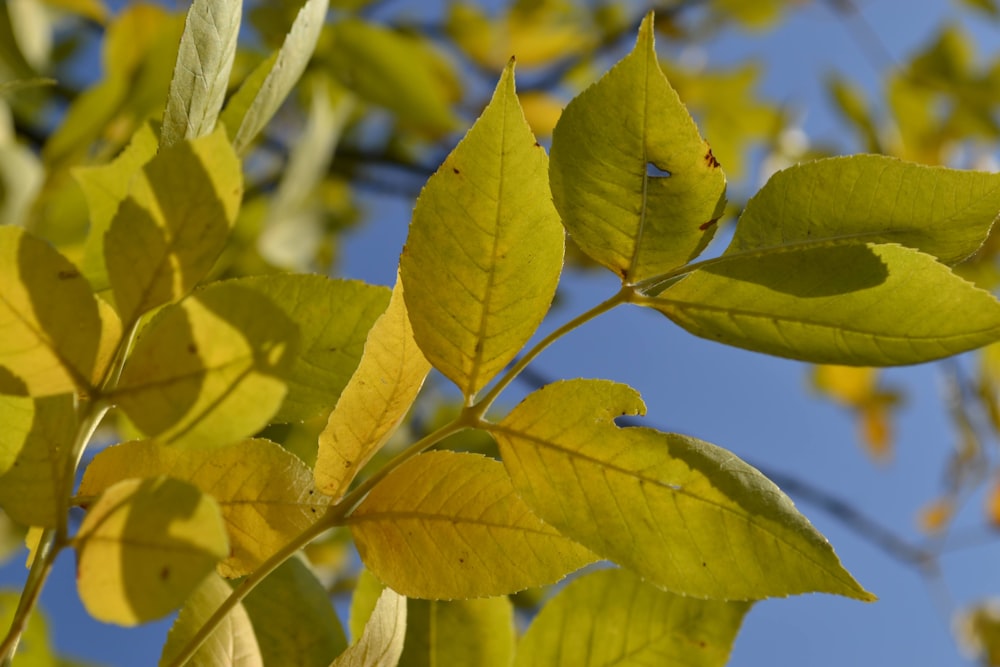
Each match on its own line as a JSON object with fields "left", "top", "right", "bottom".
{"left": 113, "top": 283, "right": 298, "bottom": 448}
{"left": 105, "top": 127, "right": 242, "bottom": 327}
{"left": 0, "top": 226, "right": 102, "bottom": 396}
{"left": 349, "top": 451, "right": 595, "bottom": 599}
{"left": 160, "top": 573, "right": 262, "bottom": 667}
{"left": 78, "top": 438, "right": 328, "bottom": 577}
{"left": 645, "top": 243, "right": 1000, "bottom": 366}
{"left": 0, "top": 591, "right": 57, "bottom": 666}
{"left": 0, "top": 394, "right": 74, "bottom": 527}
{"left": 227, "top": 275, "right": 390, "bottom": 424}
{"left": 400, "top": 61, "right": 564, "bottom": 399}
{"left": 729, "top": 155, "right": 1000, "bottom": 266}
{"left": 331, "top": 587, "right": 406, "bottom": 667}
{"left": 315, "top": 276, "right": 429, "bottom": 499}
{"left": 161, "top": 0, "right": 242, "bottom": 148}
{"left": 549, "top": 13, "right": 726, "bottom": 283}
{"left": 515, "top": 568, "right": 750, "bottom": 667}
{"left": 242, "top": 557, "right": 348, "bottom": 666}
{"left": 75, "top": 476, "right": 229, "bottom": 625}
{"left": 491, "top": 379, "right": 874, "bottom": 601}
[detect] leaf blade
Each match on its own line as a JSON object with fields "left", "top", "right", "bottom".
{"left": 331, "top": 587, "right": 407, "bottom": 667}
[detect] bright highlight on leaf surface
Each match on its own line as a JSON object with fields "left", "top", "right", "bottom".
{"left": 315, "top": 275, "right": 429, "bottom": 499}
{"left": 160, "top": 573, "right": 262, "bottom": 667}
{"left": 78, "top": 438, "right": 328, "bottom": 577}
{"left": 549, "top": 12, "right": 727, "bottom": 284}
{"left": 491, "top": 379, "right": 874, "bottom": 601}
{"left": 514, "top": 568, "right": 751, "bottom": 667}
{"left": 400, "top": 59, "right": 564, "bottom": 400}
{"left": 0, "top": 226, "right": 102, "bottom": 396}
{"left": 349, "top": 451, "right": 596, "bottom": 599}
{"left": 331, "top": 587, "right": 407, "bottom": 667}
{"left": 75, "top": 476, "right": 229, "bottom": 625}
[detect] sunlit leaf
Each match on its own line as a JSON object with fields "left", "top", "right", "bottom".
{"left": 491, "top": 379, "right": 874, "bottom": 601}
{"left": 113, "top": 283, "right": 298, "bottom": 449}
{"left": 78, "top": 438, "right": 328, "bottom": 577}
{"left": 812, "top": 365, "right": 898, "bottom": 461}
{"left": 331, "top": 587, "right": 406, "bottom": 667}
{"left": 0, "top": 590, "right": 57, "bottom": 666}
{"left": 75, "top": 476, "right": 229, "bottom": 625}
{"left": 104, "top": 127, "right": 242, "bottom": 327}
{"left": 514, "top": 568, "right": 751, "bottom": 667}
{"left": 0, "top": 394, "right": 34, "bottom": 477}
{"left": 349, "top": 451, "right": 595, "bottom": 599}
{"left": 549, "top": 13, "right": 726, "bottom": 283}
{"left": 918, "top": 496, "right": 954, "bottom": 534}
{"left": 644, "top": 243, "right": 1000, "bottom": 365}
{"left": 160, "top": 573, "right": 262, "bottom": 667}
{"left": 0, "top": 226, "right": 102, "bottom": 396}
{"left": 400, "top": 60, "right": 564, "bottom": 399}
{"left": 314, "top": 276, "right": 428, "bottom": 499}
{"left": 242, "top": 557, "right": 348, "bottom": 666}
{"left": 160, "top": 0, "right": 242, "bottom": 147}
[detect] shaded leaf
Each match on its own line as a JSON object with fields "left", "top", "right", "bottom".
{"left": 549, "top": 13, "right": 726, "bottom": 283}
{"left": 160, "top": 572, "right": 262, "bottom": 667}
{"left": 314, "top": 276, "right": 428, "bottom": 499}
{"left": 75, "top": 476, "right": 229, "bottom": 625}
{"left": 349, "top": 451, "right": 595, "bottom": 599}
{"left": 400, "top": 61, "right": 564, "bottom": 399}
{"left": 514, "top": 568, "right": 751, "bottom": 667}
{"left": 0, "top": 394, "right": 34, "bottom": 476}
{"left": 78, "top": 438, "right": 328, "bottom": 577}
{"left": 331, "top": 587, "right": 406, "bottom": 667}
{"left": 0, "top": 590, "right": 57, "bottom": 666}
{"left": 491, "top": 379, "right": 874, "bottom": 601}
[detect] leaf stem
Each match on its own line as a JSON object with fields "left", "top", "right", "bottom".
{"left": 0, "top": 529, "right": 59, "bottom": 666}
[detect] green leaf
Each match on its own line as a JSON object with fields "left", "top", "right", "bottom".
{"left": 315, "top": 275, "right": 429, "bottom": 500}
{"left": 331, "top": 587, "right": 406, "bottom": 667}
{"left": 226, "top": 274, "right": 390, "bottom": 424}
{"left": 160, "top": 573, "right": 262, "bottom": 667}
{"left": 75, "top": 476, "right": 229, "bottom": 625}
{"left": 78, "top": 438, "right": 328, "bottom": 577}
{"left": 0, "top": 395, "right": 75, "bottom": 528}
{"left": 0, "top": 226, "right": 102, "bottom": 396}
{"left": 161, "top": 0, "right": 242, "bottom": 148}
{"left": 0, "top": 394, "right": 34, "bottom": 476}
{"left": 105, "top": 127, "right": 242, "bottom": 327}
{"left": 349, "top": 451, "right": 595, "bottom": 599}
{"left": 400, "top": 60, "right": 564, "bottom": 399}
{"left": 490, "top": 379, "right": 875, "bottom": 601}
{"left": 113, "top": 282, "right": 298, "bottom": 448}
{"left": 644, "top": 243, "right": 1000, "bottom": 365}
{"left": 221, "top": 0, "right": 329, "bottom": 155}
{"left": 727, "top": 155, "right": 1000, "bottom": 266}
{"left": 0, "top": 591, "right": 57, "bottom": 666}
{"left": 242, "top": 557, "right": 348, "bottom": 666}
{"left": 514, "top": 568, "right": 751, "bottom": 667}
{"left": 548, "top": 12, "right": 726, "bottom": 283}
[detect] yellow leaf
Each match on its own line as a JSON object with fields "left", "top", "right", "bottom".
{"left": 812, "top": 365, "right": 880, "bottom": 405}
{"left": 518, "top": 91, "right": 563, "bottom": 137}
{"left": 315, "top": 275, "right": 430, "bottom": 499}
{"left": 917, "top": 497, "right": 954, "bottom": 534}
{"left": 79, "top": 439, "right": 329, "bottom": 577}
{"left": 331, "top": 587, "right": 406, "bottom": 667}
{"left": 75, "top": 476, "right": 229, "bottom": 625}
{"left": 987, "top": 479, "right": 1000, "bottom": 528}
{"left": 349, "top": 451, "right": 596, "bottom": 599}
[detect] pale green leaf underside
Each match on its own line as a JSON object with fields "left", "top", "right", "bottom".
{"left": 331, "top": 588, "right": 407, "bottom": 667}
{"left": 731, "top": 155, "right": 1000, "bottom": 265}
{"left": 349, "top": 451, "right": 596, "bottom": 599}
{"left": 492, "top": 379, "right": 874, "bottom": 601}
{"left": 514, "top": 568, "right": 751, "bottom": 667}
{"left": 549, "top": 12, "right": 726, "bottom": 283}
{"left": 647, "top": 242, "right": 1000, "bottom": 365}
{"left": 400, "top": 61, "right": 564, "bottom": 398}
{"left": 161, "top": 0, "right": 241, "bottom": 147}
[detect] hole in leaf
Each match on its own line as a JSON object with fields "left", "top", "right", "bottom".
{"left": 646, "top": 162, "right": 672, "bottom": 178}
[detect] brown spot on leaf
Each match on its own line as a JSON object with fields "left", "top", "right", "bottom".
{"left": 187, "top": 343, "right": 197, "bottom": 354}
{"left": 452, "top": 167, "right": 460, "bottom": 174}
{"left": 699, "top": 218, "right": 719, "bottom": 231}
{"left": 58, "top": 269, "right": 80, "bottom": 280}
{"left": 705, "top": 148, "right": 720, "bottom": 169}
{"left": 160, "top": 566, "right": 170, "bottom": 581}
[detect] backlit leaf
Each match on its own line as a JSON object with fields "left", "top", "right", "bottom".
{"left": 491, "top": 379, "right": 874, "bottom": 601}
{"left": 314, "top": 276, "right": 429, "bottom": 499}
{"left": 400, "top": 61, "right": 564, "bottom": 399}
{"left": 114, "top": 282, "right": 298, "bottom": 448}
{"left": 78, "top": 438, "right": 328, "bottom": 577}
{"left": 75, "top": 476, "right": 229, "bottom": 625}
{"left": 349, "top": 451, "right": 595, "bottom": 599}
{"left": 644, "top": 243, "right": 1000, "bottom": 365}
{"left": 548, "top": 13, "right": 726, "bottom": 283}
{"left": 0, "top": 394, "right": 34, "bottom": 477}
{"left": 331, "top": 587, "right": 406, "bottom": 667}
{"left": 160, "top": 572, "right": 262, "bottom": 667}
{"left": 0, "top": 226, "right": 102, "bottom": 396}
{"left": 161, "top": 0, "right": 242, "bottom": 147}
{"left": 105, "top": 127, "right": 242, "bottom": 327}
{"left": 514, "top": 568, "right": 751, "bottom": 667}
{"left": 0, "top": 591, "right": 57, "bottom": 666}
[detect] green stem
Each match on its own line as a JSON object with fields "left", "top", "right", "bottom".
{"left": 0, "top": 529, "right": 60, "bottom": 666}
